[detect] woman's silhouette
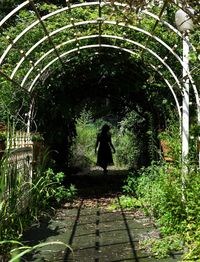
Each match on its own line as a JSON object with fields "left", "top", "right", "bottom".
{"left": 95, "top": 124, "right": 115, "bottom": 174}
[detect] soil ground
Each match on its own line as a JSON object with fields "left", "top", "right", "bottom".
{"left": 22, "top": 167, "right": 182, "bottom": 262}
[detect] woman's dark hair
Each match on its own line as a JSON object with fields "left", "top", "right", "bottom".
{"left": 101, "top": 124, "right": 110, "bottom": 134}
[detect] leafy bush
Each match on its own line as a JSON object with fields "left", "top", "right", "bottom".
{"left": 30, "top": 168, "right": 77, "bottom": 211}
{"left": 140, "top": 234, "right": 183, "bottom": 259}
{"left": 31, "top": 133, "right": 44, "bottom": 142}
{"left": 0, "top": 159, "right": 77, "bottom": 258}
{"left": 183, "top": 167, "right": 200, "bottom": 260}
{"left": 0, "top": 240, "right": 72, "bottom": 262}
{"left": 108, "top": 195, "right": 141, "bottom": 211}
{"left": 71, "top": 109, "right": 97, "bottom": 168}
{"left": 123, "top": 161, "right": 200, "bottom": 259}
{"left": 118, "top": 195, "right": 142, "bottom": 209}
{"left": 114, "top": 130, "right": 140, "bottom": 168}
{"left": 136, "top": 162, "right": 185, "bottom": 234}
{"left": 122, "top": 171, "right": 138, "bottom": 195}
{"left": 114, "top": 110, "right": 148, "bottom": 169}
{"left": 158, "top": 119, "right": 181, "bottom": 163}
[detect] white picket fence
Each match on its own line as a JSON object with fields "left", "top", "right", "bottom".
{"left": 0, "top": 131, "right": 35, "bottom": 212}
{"left": 8, "top": 131, "right": 33, "bottom": 181}
{"left": 7, "top": 131, "right": 33, "bottom": 149}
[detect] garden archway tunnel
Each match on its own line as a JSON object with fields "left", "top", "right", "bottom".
{"left": 0, "top": 0, "right": 199, "bottom": 168}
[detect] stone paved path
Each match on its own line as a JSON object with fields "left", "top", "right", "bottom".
{"left": 22, "top": 168, "right": 182, "bottom": 262}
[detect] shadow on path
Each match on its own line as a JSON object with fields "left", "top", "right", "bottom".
{"left": 65, "top": 167, "right": 130, "bottom": 198}
{"left": 22, "top": 168, "right": 182, "bottom": 262}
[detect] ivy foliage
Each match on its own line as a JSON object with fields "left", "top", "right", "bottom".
{"left": 0, "top": 0, "right": 199, "bottom": 164}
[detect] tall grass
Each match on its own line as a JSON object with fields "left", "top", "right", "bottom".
{"left": 0, "top": 150, "right": 33, "bottom": 259}
{"left": 72, "top": 122, "right": 97, "bottom": 168}
{"left": 0, "top": 141, "right": 77, "bottom": 260}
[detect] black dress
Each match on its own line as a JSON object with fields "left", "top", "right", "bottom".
{"left": 96, "top": 132, "right": 114, "bottom": 168}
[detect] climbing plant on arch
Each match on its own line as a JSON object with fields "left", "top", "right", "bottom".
{"left": 0, "top": 0, "right": 199, "bottom": 163}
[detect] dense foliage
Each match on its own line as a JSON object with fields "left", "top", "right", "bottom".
{"left": 71, "top": 106, "right": 160, "bottom": 170}
{"left": 0, "top": 0, "right": 199, "bottom": 127}
{"left": 122, "top": 119, "right": 200, "bottom": 260}
{"left": 0, "top": 1, "right": 199, "bottom": 261}
{"left": 0, "top": 147, "right": 77, "bottom": 259}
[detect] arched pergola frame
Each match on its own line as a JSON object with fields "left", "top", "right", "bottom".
{"left": 0, "top": 0, "right": 199, "bottom": 165}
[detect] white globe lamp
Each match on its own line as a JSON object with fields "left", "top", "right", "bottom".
{"left": 175, "top": 9, "right": 194, "bottom": 32}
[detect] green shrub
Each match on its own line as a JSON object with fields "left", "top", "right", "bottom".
{"left": 108, "top": 195, "right": 141, "bottom": 211}
{"left": 140, "top": 234, "right": 183, "bottom": 259}
{"left": 30, "top": 168, "right": 77, "bottom": 210}
{"left": 123, "top": 161, "right": 200, "bottom": 259}
{"left": 183, "top": 168, "right": 200, "bottom": 261}
{"left": 71, "top": 108, "right": 97, "bottom": 168}
{"left": 114, "top": 130, "right": 140, "bottom": 168}
{"left": 71, "top": 123, "right": 97, "bottom": 168}
{"left": 158, "top": 120, "right": 181, "bottom": 163}
{"left": 122, "top": 172, "right": 138, "bottom": 195}
{"left": 114, "top": 110, "right": 147, "bottom": 169}
{"left": 136, "top": 162, "right": 185, "bottom": 233}
{"left": 0, "top": 162, "right": 77, "bottom": 258}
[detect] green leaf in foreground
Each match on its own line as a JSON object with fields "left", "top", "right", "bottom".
{"left": 0, "top": 240, "right": 73, "bottom": 262}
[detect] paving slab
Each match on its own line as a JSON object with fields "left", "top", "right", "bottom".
{"left": 22, "top": 169, "right": 182, "bottom": 262}
{"left": 22, "top": 199, "right": 182, "bottom": 262}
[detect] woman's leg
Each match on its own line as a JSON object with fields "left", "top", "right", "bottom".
{"left": 103, "top": 164, "right": 108, "bottom": 174}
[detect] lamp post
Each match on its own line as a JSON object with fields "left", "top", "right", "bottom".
{"left": 175, "top": 8, "right": 194, "bottom": 201}
{"left": 175, "top": 9, "right": 194, "bottom": 163}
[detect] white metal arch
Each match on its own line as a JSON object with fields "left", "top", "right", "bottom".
{"left": 27, "top": 43, "right": 182, "bottom": 115}
{"left": 0, "top": 1, "right": 194, "bottom": 44}
{"left": 19, "top": 32, "right": 184, "bottom": 94}
{"left": 26, "top": 50, "right": 182, "bottom": 133}
{"left": 0, "top": 0, "right": 29, "bottom": 27}
{"left": 0, "top": 3, "right": 197, "bottom": 115}
{"left": 0, "top": 1, "right": 195, "bottom": 70}
{"left": 27, "top": 42, "right": 192, "bottom": 166}
{"left": 24, "top": 36, "right": 183, "bottom": 100}
{"left": 1, "top": 0, "right": 198, "bottom": 166}
{"left": 0, "top": 0, "right": 198, "bottom": 121}
{"left": 12, "top": 19, "right": 186, "bottom": 86}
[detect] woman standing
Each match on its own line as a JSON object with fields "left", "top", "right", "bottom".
{"left": 95, "top": 124, "right": 115, "bottom": 174}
